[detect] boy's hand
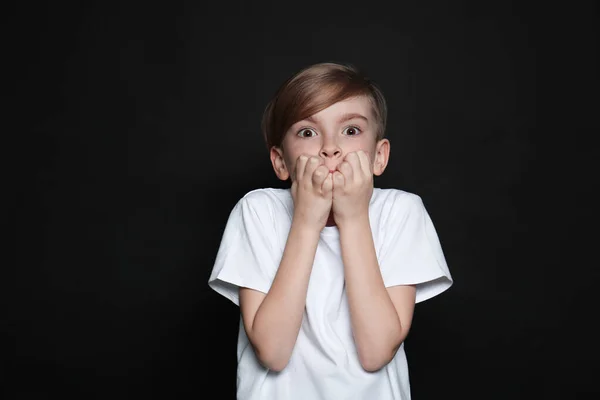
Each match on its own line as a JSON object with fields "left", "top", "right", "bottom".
{"left": 332, "top": 151, "right": 373, "bottom": 225}
{"left": 291, "top": 155, "right": 334, "bottom": 231}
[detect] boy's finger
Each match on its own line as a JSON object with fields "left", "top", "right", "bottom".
{"left": 333, "top": 170, "right": 345, "bottom": 189}
{"left": 311, "top": 164, "right": 329, "bottom": 188}
{"left": 321, "top": 172, "right": 333, "bottom": 194}
{"left": 345, "top": 151, "right": 362, "bottom": 175}
{"left": 295, "top": 155, "right": 309, "bottom": 182}
{"left": 339, "top": 160, "right": 353, "bottom": 181}
{"left": 357, "top": 150, "right": 371, "bottom": 177}
{"left": 304, "top": 156, "right": 322, "bottom": 180}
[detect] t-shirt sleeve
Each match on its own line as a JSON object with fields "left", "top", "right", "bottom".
{"left": 207, "top": 191, "right": 281, "bottom": 306}
{"left": 378, "top": 192, "right": 453, "bottom": 303}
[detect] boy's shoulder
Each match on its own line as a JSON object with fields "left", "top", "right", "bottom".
{"left": 237, "top": 187, "right": 293, "bottom": 213}
{"left": 372, "top": 187, "right": 424, "bottom": 209}
{"left": 241, "top": 187, "right": 291, "bottom": 203}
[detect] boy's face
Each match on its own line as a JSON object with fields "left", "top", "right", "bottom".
{"left": 270, "top": 96, "right": 390, "bottom": 182}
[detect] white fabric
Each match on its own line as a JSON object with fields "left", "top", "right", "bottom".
{"left": 208, "top": 188, "right": 453, "bottom": 400}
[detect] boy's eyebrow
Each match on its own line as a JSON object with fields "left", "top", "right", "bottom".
{"left": 302, "top": 113, "right": 369, "bottom": 124}
{"left": 337, "top": 112, "right": 369, "bottom": 124}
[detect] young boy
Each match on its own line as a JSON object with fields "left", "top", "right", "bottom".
{"left": 208, "top": 62, "right": 453, "bottom": 399}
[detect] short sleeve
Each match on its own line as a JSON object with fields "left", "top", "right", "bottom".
{"left": 208, "top": 191, "right": 282, "bottom": 306}
{"left": 378, "top": 192, "right": 453, "bottom": 303}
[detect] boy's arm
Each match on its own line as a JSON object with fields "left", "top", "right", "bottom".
{"left": 240, "top": 220, "right": 320, "bottom": 372}
{"left": 332, "top": 151, "right": 416, "bottom": 372}
{"left": 240, "top": 155, "right": 333, "bottom": 372}
{"left": 338, "top": 216, "right": 416, "bottom": 372}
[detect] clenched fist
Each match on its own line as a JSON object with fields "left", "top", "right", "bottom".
{"left": 291, "top": 155, "right": 334, "bottom": 231}
{"left": 331, "top": 151, "right": 373, "bottom": 226}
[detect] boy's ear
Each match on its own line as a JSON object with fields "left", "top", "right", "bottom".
{"left": 270, "top": 146, "right": 290, "bottom": 181}
{"left": 373, "top": 138, "right": 390, "bottom": 176}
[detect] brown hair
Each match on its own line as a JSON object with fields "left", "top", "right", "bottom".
{"left": 261, "top": 62, "right": 388, "bottom": 150}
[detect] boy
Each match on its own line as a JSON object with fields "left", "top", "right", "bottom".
{"left": 208, "top": 62, "right": 453, "bottom": 399}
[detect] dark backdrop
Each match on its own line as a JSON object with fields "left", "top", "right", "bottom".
{"left": 6, "top": 1, "right": 598, "bottom": 399}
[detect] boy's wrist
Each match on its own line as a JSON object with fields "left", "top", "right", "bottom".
{"left": 291, "top": 214, "right": 326, "bottom": 235}
{"left": 335, "top": 213, "right": 371, "bottom": 233}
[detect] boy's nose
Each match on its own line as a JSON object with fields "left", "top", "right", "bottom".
{"left": 320, "top": 149, "right": 342, "bottom": 172}
{"left": 320, "top": 137, "right": 342, "bottom": 171}
{"left": 319, "top": 145, "right": 341, "bottom": 159}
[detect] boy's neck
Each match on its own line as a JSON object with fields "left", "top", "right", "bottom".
{"left": 325, "top": 210, "right": 336, "bottom": 227}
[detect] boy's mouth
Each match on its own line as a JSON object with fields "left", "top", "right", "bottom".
{"left": 324, "top": 160, "right": 340, "bottom": 172}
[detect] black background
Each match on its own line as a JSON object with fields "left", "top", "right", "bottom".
{"left": 6, "top": 1, "right": 598, "bottom": 399}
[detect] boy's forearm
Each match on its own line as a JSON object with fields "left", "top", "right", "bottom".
{"left": 338, "top": 214, "right": 404, "bottom": 372}
{"left": 250, "top": 219, "right": 320, "bottom": 371}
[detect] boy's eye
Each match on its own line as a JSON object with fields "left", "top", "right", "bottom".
{"left": 343, "top": 126, "right": 362, "bottom": 136}
{"left": 298, "top": 128, "right": 317, "bottom": 138}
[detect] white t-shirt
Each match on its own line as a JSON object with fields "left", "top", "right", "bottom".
{"left": 208, "top": 188, "right": 453, "bottom": 400}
